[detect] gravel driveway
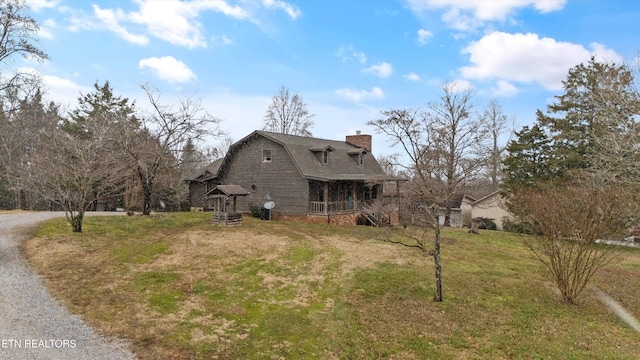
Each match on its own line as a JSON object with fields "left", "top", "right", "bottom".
{"left": 0, "top": 212, "right": 135, "bottom": 360}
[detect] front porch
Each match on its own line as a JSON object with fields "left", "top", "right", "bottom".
{"left": 307, "top": 180, "right": 380, "bottom": 215}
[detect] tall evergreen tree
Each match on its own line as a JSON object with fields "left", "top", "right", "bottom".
{"left": 62, "top": 81, "right": 138, "bottom": 137}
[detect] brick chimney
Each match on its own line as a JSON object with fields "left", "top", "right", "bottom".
{"left": 346, "top": 130, "right": 372, "bottom": 152}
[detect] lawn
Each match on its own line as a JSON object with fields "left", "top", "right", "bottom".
{"left": 24, "top": 212, "right": 640, "bottom": 359}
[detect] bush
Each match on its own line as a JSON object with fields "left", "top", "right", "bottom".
{"left": 502, "top": 218, "right": 540, "bottom": 235}
{"left": 472, "top": 217, "right": 497, "bottom": 230}
{"left": 249, "top": 204, "right": 262, "bottom": 218}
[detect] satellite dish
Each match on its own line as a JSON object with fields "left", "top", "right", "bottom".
{"left": 264, "top": 201, "right": 275, "bottom": 210}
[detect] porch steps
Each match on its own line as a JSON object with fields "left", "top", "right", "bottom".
{"left": 362, "top": 203, "right": 389, "bottom": 227}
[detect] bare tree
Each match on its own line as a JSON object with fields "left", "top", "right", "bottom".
{"left": 368, "top": 82, "right": 485, "bottom": 302}
{"left": 124, "top": 85, "right": 225, "bottom": 215}
{"left": 0, "top": 0, "right": 48, "bottom": 102}
{"left": 481, "top": 99, "right": 512, "bottom": 187}
{"left": 24, "top": 120, "right": 129, "bottom": 232}
{"left": 0, "top": 88, "right": 58, "bottom": 209}
{"left": 263, "top": 85, "right": 314, "bottom": 136}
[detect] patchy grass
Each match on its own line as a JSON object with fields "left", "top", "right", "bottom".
{"left": 24, "top": 213, "right": 640, "bottom": 359}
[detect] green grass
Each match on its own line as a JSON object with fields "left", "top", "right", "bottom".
{"left": 24, "top": 213, "right": 640, "bottom": 359}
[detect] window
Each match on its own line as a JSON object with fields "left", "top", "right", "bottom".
{"left": 358, "top": 153, "right": 364, "bottom": 166}
{"left": 262, "top": 149, "right": 272, "bottom": 163}
{"left": 322, "top": 150, "right": 329, "bottom": 164}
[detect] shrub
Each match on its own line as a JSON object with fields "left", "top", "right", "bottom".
{"left": 472, "top": 217, "right": 496, "bottom": 230}
{"left": 249, "top": 204, "right": 262, "bottom": 218}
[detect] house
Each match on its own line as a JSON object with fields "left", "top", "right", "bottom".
{"left": 186, "top": 130, "right": 404, "bottom": 225}
{"left": 449, "top": 194, "right": 476, "bottom": 228}
{"left": 471, "top": 190, "right": 511, "bottom": 230}
{"left": 186, "top": 159, "right": 223, "bottom": 210}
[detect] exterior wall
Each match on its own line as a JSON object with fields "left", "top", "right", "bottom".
{"left": 461, "top": 199, "right": 474, "bottom": 227}
{"left": 472, "top": 193, "right": 512, "bottom": 230}
{"left": 218, "top": 136, "right": 310, "bottom": 215}
{"left": 450, "top": 209, "right": 462, "bottom": 228}
{"left": 188, "top": 181, "right": 207, "bottom": 210}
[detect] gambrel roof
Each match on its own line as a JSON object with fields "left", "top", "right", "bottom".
{"left": 232, "top": 130, "right": 402, "bottom": 182}
{"left": 187, "top": 130, "right": 404, "bottom": 184}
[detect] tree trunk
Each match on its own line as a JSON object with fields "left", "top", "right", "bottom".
{"left": 433, "top": 219, "right": 443, "bottom": 302}
{"left": 142, "top": 187, "right": 152, "bottom": 215}
{"left": 70, "top": 211, "right": 84, "bottom": 232}
{"left": 137, "top": 165, "right": 153, "bottom": 216}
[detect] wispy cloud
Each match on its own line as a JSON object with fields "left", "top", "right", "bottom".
{"left": 93, "top": 4, "right": 149, "bottom": 45}
{"left": 404, "top": 72, "right": 421, "bottom": 82}
{"left": 139, "top": 56, "right": 196, "bottom": 84}
{"left": 26, "top": 0, "right": 60, "bottom": 12}
{"left": 363, "top": 62, "right": 393, "bottom": 78}
{"left": 212, "top": 33, "right": 233, "bottom": 45}
{"left": 335, "top": 45, "right": 368, "bottom": 64}
{"left": 491, "top": 80, "right": 519, "bottom": 97}
{"left": 407, "top": 0, "right": 567, "bottom": 31}
{"left": 262, "top": 0, "right": 301, "bottom": 19}
{"left": 335, "top": 87, "right": 384, "bottom": 102}
{"left": 71, "top": 0, "right": 298, "bottom": 49}
{"left": 417, "top": 28, "right": 433, "bottom": 45}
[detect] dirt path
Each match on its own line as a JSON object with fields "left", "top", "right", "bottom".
{"left": 0, "top": 211, "right": 135, "bottom": 360}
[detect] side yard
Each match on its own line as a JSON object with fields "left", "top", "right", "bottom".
{"left": 25, "top": 213, "right": 640, "bottom": 359}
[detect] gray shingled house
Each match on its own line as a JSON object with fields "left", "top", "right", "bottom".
{"left": 186, "top": 130, "right": 402, "bottom": 225}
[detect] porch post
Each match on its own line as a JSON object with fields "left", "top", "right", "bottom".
{"left": 324, "top": 182, "right": 329, "bottom": 214}
{"left": 352, "top": 183, "right": 357, "bottom": 210}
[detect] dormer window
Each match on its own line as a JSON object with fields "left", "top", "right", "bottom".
{"left": 262, "top": 149, "right": 272, "bottom": 162}
{"left": 348, "top": 148, "right": 366, "bottom": 166}
{"left": 309, "top": 145, "right": 334, "bottom": 165}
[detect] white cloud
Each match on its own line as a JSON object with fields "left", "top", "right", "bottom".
{"left": 38, "top": 19, "right": 57, "bottom": 40}
{"left": 26, "top": 0, "right": 60, "bottom": 12}
{"left": 139, "top": 56, "right": 196, "bottom": 84}
{"left": 93, "top": 5, "right": 149, "bottom": 45}
{"left": 18, "top": 67, "right": 89, "bottom": 107}
{"left": 459, "top": 31, "right": 622, "bottom": 91}
{"left": 262, "top": 0, "right": 301, "bottom": 19}
{"left": 335, "top": 45, "right": 367, "bottom": 64}
{"left": 417, "top": 28, "right": 433, "bottom": 45}
{"left": 444, "top": 79, "right": 474, "bottom": 92}
{"left": 407, "top": 0, "right": 566, "bottom": 31}
{"left": 84, "top": 0, "right": 249, "bottom": 49}
{"left": 363, "top": 62, "right": 393, "bottom": 78}
{"left": 491, "top": 80, "right": 519, "bottom": 97}
{"left": 404, "top": 72, "right": 421, "bottom": 81}
{"left": 335, "top": 87, "right": 384, "bottom": 102}
{"left": 212, "top": 33, "right": 233, "bottom": 45}
{"left": 353, "top": 51, "right": 367, "bottom": 64}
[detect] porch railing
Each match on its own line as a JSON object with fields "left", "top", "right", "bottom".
{"left": 309, "top": 200, "right": 374, "bottom": 214}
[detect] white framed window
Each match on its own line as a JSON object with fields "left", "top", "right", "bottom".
{"left": 322, "top": 150, "right": 329, "bottom": 164}
{"left": 358, "top": 153, "right": 364, "bottom": 166}
{"left": 262, "top": 149, "right": 272, "bottom": 163}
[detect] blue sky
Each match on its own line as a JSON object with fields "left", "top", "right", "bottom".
{"left": 17, "top": 0, "right": 640, "bottom": 157}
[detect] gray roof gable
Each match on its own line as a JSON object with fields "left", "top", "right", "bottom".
{"left": 185, "top": 158, "right": 223, "bottom": 182}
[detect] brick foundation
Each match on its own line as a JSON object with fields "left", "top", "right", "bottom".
{"left": 271, "top": 212, "right": 363, "bottom": 225}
